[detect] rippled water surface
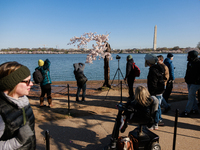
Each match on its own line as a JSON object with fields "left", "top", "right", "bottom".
{"left": 0, "top": 53, "right": 188, "bottom": 81}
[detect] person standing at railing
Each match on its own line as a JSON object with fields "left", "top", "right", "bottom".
{"left": 73, "top": 62, "right": 88, "bottom": 102}
{"left": 36, "top": 59, "right": 53, "bottom": 108}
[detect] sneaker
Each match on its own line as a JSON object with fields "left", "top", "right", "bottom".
{"left": 158, "top": 120, "right": 164, "bottom": 126}
{"left": 147, "top": 124, "right": 158, "bottom": 130}
{"left": 154, "top": 124, "right": 158, "bottom": 130}
{"left": 147, "top": 125, "right": 154, "bottom": 130}
{"left": 180, "top": 111, "right": 189, "bottom": 117}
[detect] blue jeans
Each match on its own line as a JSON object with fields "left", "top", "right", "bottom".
{"left": 77, "top": 83, "right": 86, "bottom": 100}
{"left": 185, "top": 84, "right": 200, "bottom": 113}
{"left": 154, "top": 95, "right": 162, "bottom": 123}
{"left": 161, "top": 96, "right": 170, "bottom": 109}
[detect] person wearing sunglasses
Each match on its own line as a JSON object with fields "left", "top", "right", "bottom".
{"left": 0, "top": 61, "right": 36, "bottom": 149}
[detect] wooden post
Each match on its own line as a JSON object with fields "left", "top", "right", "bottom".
{"left": 45, "top": 130, "right": 50, "bottom": 150}
{"left": 67, "top": 84, "right": 70, "bottom": 115}
{"left": 173, "top": 109, "right": 179, "bottom": 150}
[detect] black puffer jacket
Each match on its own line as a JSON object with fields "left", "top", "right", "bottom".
{"left": 125, "top": 97, "right": 154, "bottom": 127}
{"left": 147, "top": 64, "right": 165, "bottom": 96}
{"left": 0, "top": 92, "right": 36, "bottom": 150}
{"left": 185, "top": 57, "right": 200, "bottom": 85}
{"left": 125, "top": 59, "right": 135, "bottom": 79}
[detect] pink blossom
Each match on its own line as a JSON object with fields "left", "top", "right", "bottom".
{"left": 68, "top": 32, "right": 112, "bottom": 63}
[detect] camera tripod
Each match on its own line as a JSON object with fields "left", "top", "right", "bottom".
{"left": 104, "top": 58, "right": 125, "bottom": 100}
{"left": 111, "top": 59, "right": 125, "bottom": 86}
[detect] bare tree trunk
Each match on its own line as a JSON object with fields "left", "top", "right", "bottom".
{"left": 103, "top": 42, "right": 111, "bottom": 88}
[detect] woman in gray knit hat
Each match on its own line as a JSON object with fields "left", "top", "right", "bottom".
{"left": 0, "top": 61, "right": 36, "bottom": 149}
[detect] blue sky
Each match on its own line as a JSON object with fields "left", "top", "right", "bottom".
{"left": 0, "top": 0, "right": 199, "bottom": 50}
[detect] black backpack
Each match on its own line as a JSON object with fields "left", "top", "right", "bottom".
{"left": 33, "top": 69, "right": 43, "bottom": 84}
{"left": 155, "top": 64, "right": 165, "bottom": 93}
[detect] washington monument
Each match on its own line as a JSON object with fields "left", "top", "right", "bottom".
{"left": 153, "top": 25, "right": 157, "bottom": 50}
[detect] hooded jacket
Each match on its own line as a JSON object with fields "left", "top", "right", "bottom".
{"left": 147, "top": 64, "right": 165, "bottom": 96}
{"left": 35, "top": 59, "right": 52, "bottom": 86}
{"left": 125, "top": 59, "right": 135, "bottom": 79}
{"left": 73, "top": 63, "right": 87, "bottom": 87}
{"left": 164, "top": 57, "right": 175, "bottom": 80}
{"left": 185, "top": 57, "right": 200, "bottom": 84}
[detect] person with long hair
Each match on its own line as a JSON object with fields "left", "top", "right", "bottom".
{"left": 0, "top": 61, "right": 36, "bottom": 149}
{"left": 120, "top": 86, "right": 160, "bottom": 132}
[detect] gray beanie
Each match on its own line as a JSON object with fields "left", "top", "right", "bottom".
{"left": 0, "top": 66, "right": 30, "bottom": 91}
{"left": 144, "top": 53, "right": 158, "bottom": 67}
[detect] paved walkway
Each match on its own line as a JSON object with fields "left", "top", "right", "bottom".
{"left": 34, "top": 96, "right": 200, "bottom": 150}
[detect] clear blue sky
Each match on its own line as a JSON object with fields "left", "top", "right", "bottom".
{"left": 0, "top": 0, "right": 199, "bottom": 50}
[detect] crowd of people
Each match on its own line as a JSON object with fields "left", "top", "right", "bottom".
{"left": 123, "top": 51, "right": 200, "bottom": 130}
{"left": 0, "top": 50, "right": 199, "bottom": 149}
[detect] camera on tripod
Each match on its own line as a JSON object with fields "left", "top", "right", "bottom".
{"left": 116, "top": 55, "right": 121, "bottom": 59}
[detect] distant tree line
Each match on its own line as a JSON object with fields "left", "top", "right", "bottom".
{"left": 0, "top": 45, "right": 199, "bottom": 54}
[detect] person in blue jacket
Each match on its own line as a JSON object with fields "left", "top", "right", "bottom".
{"left": 163, "top": 53, "right": 175, "bottom": 102}
{"left": 36, "top": 59, "right": 52, "bottom": 107}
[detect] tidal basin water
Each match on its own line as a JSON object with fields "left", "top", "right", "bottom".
{"left": 0, "top": 53, "right": 188, "bottom": 81}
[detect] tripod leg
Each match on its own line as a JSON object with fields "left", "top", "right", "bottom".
{"left": 118, "top": 69, "right": 126, "bottom": 84}
{"left": 118, "top": 69, "right": 124, "bottom": 79}
{"left": 104, "top": 69, "right": 119, "bottom": 100}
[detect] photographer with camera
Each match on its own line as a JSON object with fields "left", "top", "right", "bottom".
{"left": 124, "top": 55, "right": 135, "bottom": 100}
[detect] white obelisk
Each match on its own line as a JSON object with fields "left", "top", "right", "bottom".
{"left": 153, "top": 25, "right": 157, "bottom": 50}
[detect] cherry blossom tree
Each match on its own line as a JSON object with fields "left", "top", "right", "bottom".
{"left": 68, "top": 32, "right": 112, "bottom": 63}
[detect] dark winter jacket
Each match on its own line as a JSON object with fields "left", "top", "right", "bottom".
{"left": 147, "top": 64, "right": 165, "bottom": 96}
{"left": 73, "top": 63, "right": 87, "bottom": 87}
{"left": 125, "top": 59, "right": 135, "bottom": 79}
{"left": 0, "top": 92, "right": 36, "bottom": 149}
{"left": 126, "top": 97, "right": 154, "bottom": 127}
{"left": 164, "top": 58, "right": 175, "bottom": 80}
{"left": 184, "top": 57, "right": 200, "bottom": 85}
{"left": 36, "top": 59, "right": 52, "bottom": 86}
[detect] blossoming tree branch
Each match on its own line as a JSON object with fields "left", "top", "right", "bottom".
{"left": 67, "top": 32, "right": 112, "bottom": 64}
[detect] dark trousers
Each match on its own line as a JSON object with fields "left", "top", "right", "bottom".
{"left": 198, "top": 89, "right": 200, "bottom": 104}
{"left": 127, "top": 78, "right": 134, "bottom": 99}
{"left": 41, "top": 84, "right": 51, "bottom": 99}
{"left": 163, "top": 80, "right": 173, "bottom": 102}
{"left": 76, "top": 83, "right": 86, "bottom": 100}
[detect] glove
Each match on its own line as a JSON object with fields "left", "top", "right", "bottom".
{"left": 16, "top": 123, "right": 34, "bottom": 145}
